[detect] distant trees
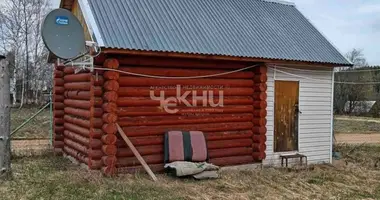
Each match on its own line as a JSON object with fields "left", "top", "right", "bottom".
{"left": 334, "top": 49, "right": 379, "bottom": 116}
{"left": 0, "top": 0, "right": 52, "bottom": 106}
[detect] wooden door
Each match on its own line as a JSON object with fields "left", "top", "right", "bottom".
{"left": 274, "top": 81, "right": 299, "bottom": 152}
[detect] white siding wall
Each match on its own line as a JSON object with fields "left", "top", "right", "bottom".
{"left": 264, "top": 66, "right": 334, "bottom": 166}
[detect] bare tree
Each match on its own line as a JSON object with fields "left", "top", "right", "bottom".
{"left": 1, "top": 0, "right": 52, "bottom": 106}
{"left": 334, "top": 49, "right": 373, "bottom": 115}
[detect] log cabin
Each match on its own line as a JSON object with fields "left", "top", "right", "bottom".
{"left": 52, "top": 0, "right": 353, "bottom": 174}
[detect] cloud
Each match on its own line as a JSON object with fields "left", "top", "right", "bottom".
{"left": 357, "top": 4, "right": 380, "bottom": 14}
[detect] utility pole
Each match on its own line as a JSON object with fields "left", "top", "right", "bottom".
{"left": 0, "top": 55, "right": 11, "bottom": 179}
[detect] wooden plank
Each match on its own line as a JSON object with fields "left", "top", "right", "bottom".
{"left": 116, "top": 123, "right": 157, "bottom": 182}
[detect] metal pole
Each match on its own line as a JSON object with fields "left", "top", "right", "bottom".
{"left": 49, "top": 91, "right": 53, "bottom": 146}
{"left": 0, "top": 56, "right": 11, "bottom": 179}
{"left": 11, "top": 102, "right": 50, "bottom": 136}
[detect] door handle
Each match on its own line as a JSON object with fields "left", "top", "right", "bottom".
{"left": 294, "top": 104, "right": 302, "bottom": 114}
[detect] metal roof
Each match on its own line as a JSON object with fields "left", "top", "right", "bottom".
{"left": 86, "top": 0, "right": 352, "bottom": 66}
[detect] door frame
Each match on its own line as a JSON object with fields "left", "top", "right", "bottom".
{"left": 273, "top": 80, "right": 300, "bottom": 153}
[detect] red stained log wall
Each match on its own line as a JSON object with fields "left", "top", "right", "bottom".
{"left": 53, "top": 56, "right": 268, "bottom": 174}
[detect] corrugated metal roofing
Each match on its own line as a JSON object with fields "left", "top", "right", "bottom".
{"left": 87, "top": 0, "right": 351, "bottom": 66}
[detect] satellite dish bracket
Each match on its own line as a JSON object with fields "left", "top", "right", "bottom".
{"left": 57, "top": 41, "right": 101, "bottom": 73}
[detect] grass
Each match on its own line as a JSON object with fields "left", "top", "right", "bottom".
{"left": 334, "top": 115, "right": 380, "bottom": 134}
{"left": 11, "top": 107, "right": 50, "bottom": 139}
{"left": 1, "top": 145, "right": 380, "bottom": 200}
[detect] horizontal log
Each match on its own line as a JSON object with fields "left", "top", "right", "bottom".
{"left": 55, "top": 86, "right": 64, "bottom": 95}
{"left": 117, "top": 164, "right": 165, "bottom": 173}
{"left": 64, "top": 138, "right": 103, "bottom": 159}
{"left": 64, "top": 99, "right": 92, "bottom": 109}
{"left": 64, "top": 130, "right": 102, "bottom": 148}
{"left": 54, "top": 95, "right": 64, "bottom": 102}
{"left": 116, "top": 56, "right": 247, "bottom": 69}
{"left": 253, "top": 109, "right": 267, "bottom": 118}
{"left": 207, "top": 138, "right": 252, "bottom": 149}
{"left": 104, "top": 80, "right": 119, "bottom": 91}
{"left": 54, "top": 110, "right": 64, "bottom": 118}
{"left": 55, "top": 126, "right": 64, "bottom": 134}
{"left": 64, "top": 107, "right": 103, "bottom": 118}
{"left": 121, "top": 122, "right": 253, "bottom": 137}
{"left": 102, "top": 145, "right": 117, "bottom": 156}
{"left": 117, "top": 145, "right": 163, "bottom": 157}
{"left": 252, "top": 143, "right": 267, "bottom": 152}
{"left": 64, "top": 115, "right": 103, "bottom": 129}
{"left": 118, "top": 113, "right": 253, "bottom": 127}
{"left": 118, "top": 67, "right": 254, "bottom": 79}
{"left": 53, "top": 140, "right": 64, "bottom": 148}
{"left": 102, "top": 156, "right": 117, "bottom": 166}
{"left": 103, "top": 91, "right": 118, "bottom": 102}
{"left": 54, "top": 71, "right": 64, "bottom": 78}
{"left": 116, "top": 136, "right": 164, "bottom": 147}
{"left": 54, "top": 118, "right": 64, "bottom": 125}
{"left": 118, "top": 106, "right": 253, "bottom": 117}
{"left": 63, "top": 146, "right": 102, "bottom": 169}
{"left": 64, "top": 73, "right": 92, "bottom": 82}
{"left": 117, "top": 154, "right": 164, "bottom": 167}
{"left": 102, "top": 134, "right": 117, "bottom": 145}
{"left": 118, "top": 77, "right": 254, "bottom": 87}
{"left": 104, "top": 71, "right": 120, "bottom": 80}
{"left": 54, "top": 135, "right": 64, "bottom": 141}
{"left": 253, "top": 74, "right": 267, "bottom": 83}
{"left": 117, "top": 96, "right": 254, "bottom": 107}
{"left": 254, "top": 83, "right": 267, "bottom": 92}
{"left": 54, "top": 78, "right": 64, "bottom": 86}
{"left": 103, "top": 113, "right": 118, "bottom": 124}
{"left": 210, "top": 155, "right": 254, "bottom": 166}
{"left": 209, "top": 147, "right": 252, "bottom": 158}
{"left": 117, "top": 87, "right": 254, "bottom": 97}
{"left": 104, "top": 58, "right": 119, "bottom": 69}
{"left": 64, "top": 91, "right": 91, "bottom": 100}
{"left": 64, "top": 87, "right": 102, "bottom": 99}
{"left": 64, "top": 122, "right": 102, "bottom": 138}
{"left": 253, "top": 101, "right": 267, "bottom": 109}
{"left": 253, "top": 135, "right": 267, "bottom": 143}
{"left": 102, "top": 123, "right": 117, "bottom": 135}
{"left": 64, "top": 82, "right": 92, "bottom": 91}
{"left": 252, "top": 152, "right": 266, "bottom": 161}
{"left": 55, "top": 65, "right": 65, "bottom": 70}
{"left": 54, "top": 102, "right": 65, "bottom": 110}
{"left": 252, "top": 118, "right": 267, "bottom": 126}
{"left": 252, "top": 126, "right": 267, "bottom": 135}
{"left": 253, "top": 92, "right": 267, "bottom": 101}
{"left": 64, "top": 73, "right": 104, "bottom": 85}
{"left": 205, "top": 130, "right": 253, "bottom": 141}
{"left": 103, "top": 103, "right": 118, "bottom": 113}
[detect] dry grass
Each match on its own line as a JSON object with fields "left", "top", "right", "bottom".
{"left": 11, "top": 107, "right": 50, "bottom": 139}
{"left": 334, "top": 116, "right": 380, "bottom": 134}
{"left": 1, "top": 145, "right": 380, "bottom": 200}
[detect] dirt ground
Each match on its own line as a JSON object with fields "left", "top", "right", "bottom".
{"left": 11, "top": 139, "right": 50, "bottom": 156}
{"left": 335, "top": 134, "right": 380, "bottom": 144}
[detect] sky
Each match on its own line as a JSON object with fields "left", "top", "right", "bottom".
{"left": 6, "top": 0, "right": 380, "bottom": 65}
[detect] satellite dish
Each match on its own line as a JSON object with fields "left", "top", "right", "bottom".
{"left": 42, "top": 9, "right": 85, "bottom": 60}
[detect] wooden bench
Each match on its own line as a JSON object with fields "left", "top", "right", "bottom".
{"left": 280, "top": 153, "right": 307, "bottom": 168}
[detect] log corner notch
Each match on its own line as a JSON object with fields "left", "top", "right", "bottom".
{"left": 53, "top": 63, "right": 65, "bottom": 155}
{"left": 252, "top": 64, "right": 267, "bottom": 161}
{"left": 101, "top": 58, "right": 120, "bottom": 175}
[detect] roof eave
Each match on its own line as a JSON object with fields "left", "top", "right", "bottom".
{"left": 101, "top": 48, "right": 354, "bottom": 67}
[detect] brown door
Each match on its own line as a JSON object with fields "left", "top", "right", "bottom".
{"left": 274, "top": 81, "right": 299, "bottom": 152}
